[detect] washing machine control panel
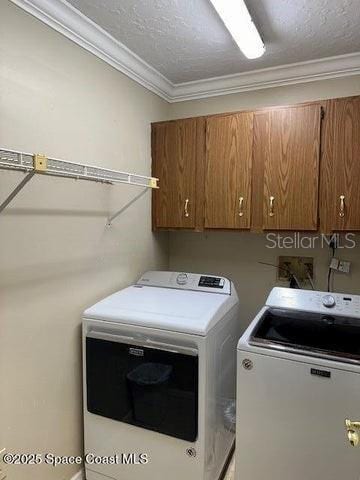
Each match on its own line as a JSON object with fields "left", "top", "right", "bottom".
{"left": 267, "top": 287, "right": 360, "bottom": 317}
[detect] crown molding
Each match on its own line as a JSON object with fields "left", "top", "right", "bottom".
{"left": 10, "top": 0, "right": 360, "bottom": 104}
{"left": 10, "top": 0, "right": 174, "bottom": 101}
{"left": 172, "top": 52, "right": 360, "bottom": 102}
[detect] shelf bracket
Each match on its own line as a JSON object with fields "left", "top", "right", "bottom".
{"left": 107, "top": 188, "right": 148, "bottom": 226}
{"left": 0, "top": 171, "right": 36, "bottom": 214}
{"left": 33, "top": 154, "right": 47, "bottom": 171}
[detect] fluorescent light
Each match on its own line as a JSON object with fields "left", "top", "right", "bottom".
{"left": 209, "top": 0, "right": 265, "bottom": 59}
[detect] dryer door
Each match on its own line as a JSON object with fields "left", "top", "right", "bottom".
{"left": 85, "top": 331, "right": 198, "bottom": 442}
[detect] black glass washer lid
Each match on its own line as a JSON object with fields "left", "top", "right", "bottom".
{"left": 250, "top": 308, "right": 360, "bottom": 363}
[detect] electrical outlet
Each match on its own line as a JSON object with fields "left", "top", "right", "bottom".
{"left": 278, "top": 256, "right": 314, "bottom": 282}
{"left": 338, "top": 260, "right": 351, "bottom": 274}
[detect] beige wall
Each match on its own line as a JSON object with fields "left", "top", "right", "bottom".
{"left": 169, "top": 77, "right": 360, "bottom": 331}
{"left": 0, "top": 2, "right": 168, "bottom": 480}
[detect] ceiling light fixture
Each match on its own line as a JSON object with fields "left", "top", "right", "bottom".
{"left": 209, "top": 0, "right": 265, "bottom": 59}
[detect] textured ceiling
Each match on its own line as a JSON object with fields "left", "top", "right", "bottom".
{"left": 67, "top": 0, "right": 360, "bottom": 84}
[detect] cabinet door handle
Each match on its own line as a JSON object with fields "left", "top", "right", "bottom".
{"left": 269, "top": 196, "right": 275, "bottom": 217}
{"left": 339, "top": 195, "right": 345, "bottom": 218}
{"left": 184, "top": 198, "right": 190, "bottom": 218}
{"left": 238, "top": 196, "right": 244, "bottom": 217}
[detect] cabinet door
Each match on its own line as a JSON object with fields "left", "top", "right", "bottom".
{"left": 321, "top": 96, "right": 360, "bottom": 231}
{"left": 204, "top": 113, "right": 253, "bottom": 229}
{"left": 254, "top": 105, "right": 321, "bottom": 230}
{"left": 152, "top": 119, "right": 203, "bottom": 229}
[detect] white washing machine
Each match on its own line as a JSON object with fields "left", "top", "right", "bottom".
{"left": 83, "top": 271, "right": 241, "bottom": 480}
{"left": 236, "top": 287, "right": 360, "bottom": 480}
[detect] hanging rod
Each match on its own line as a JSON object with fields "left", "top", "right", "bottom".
{"left": 0, "top": 147, "right": 158, "bottom": 216}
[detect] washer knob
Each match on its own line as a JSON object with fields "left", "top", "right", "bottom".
{"left": 176, "top": 273, "right": 188, "bottom": 285}
{"left": 322, "top": 295, "right": 336, "bottom": 308}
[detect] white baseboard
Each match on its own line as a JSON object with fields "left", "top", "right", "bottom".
{"left": 70, "top": 470, "right": 85, "bottom": 480}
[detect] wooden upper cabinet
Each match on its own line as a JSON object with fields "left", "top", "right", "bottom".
{"left": 321, "top": 96, "right": 360, "bottom": 232}
{"left": 151, "top": 97, "right": 360, "bottom": 233}
{"left": 204, "top": 113, "right": 253, "bottom": 229}
{"left": 152, "top": 118, "right": 204, "bottom": 229}
{"left": 253, "top": 105, "right": 322, "bottom": 231}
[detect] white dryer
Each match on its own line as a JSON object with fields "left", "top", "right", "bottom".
{"left": 236, "top": 287, "right": 360, "bottom": 480}
{"left": 83, "top": 271, "right": 241, "bottom": 480}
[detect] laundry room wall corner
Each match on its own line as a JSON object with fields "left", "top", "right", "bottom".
{"left": 0, "top": 2, "right": 170, "bottom": 480}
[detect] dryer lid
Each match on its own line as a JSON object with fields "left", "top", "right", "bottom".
{"left": 83, "top": 281, "right": 238, "bottom": 336}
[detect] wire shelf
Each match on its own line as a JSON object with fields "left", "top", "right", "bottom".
{"left": 0, "top": 147, "right": 159, "bottom": 222}
{"left": 0, "top": 148, "right": 158, "bottom": 188}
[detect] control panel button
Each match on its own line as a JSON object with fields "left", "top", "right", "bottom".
{"left": 176, "top": 273, "right": 188, "bottom": 285}
{"left": 198, "top": 276, "right": 224, "bottom": 289}
{"left": 322, "top": 295, "right": 336, "bottom": 308}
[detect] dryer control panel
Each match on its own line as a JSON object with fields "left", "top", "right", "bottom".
{"left": 137, "top": 271, "right": 231, "bottom": 295}
{"left": 198, "top": 276, "right": 225, "bottom": 289}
